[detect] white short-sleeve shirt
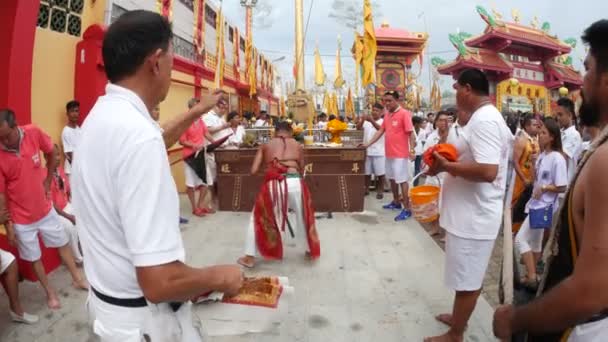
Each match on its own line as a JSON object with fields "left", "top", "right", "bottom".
{"left": 61, "top": 125, "right": 81, "bottom": 174}
{"left": 362, "top": 119, "right": 384, "bottom": 157}
{"left": 254, "top": 119, "right": 269, "bottom": 127}
{"left": 561, "top": 125, "right": 582, "bottom": 182}
{"left": 440, "top": 104, "right": 513, "bottom": 240}
{"left": 71, "top": 84, "right": 184, "bottom": 299}
{"left": 526, "top": 151, "right": 568, "bottom": 211}
{"left": 203, "top": 110, "right": 231, "bottom": 142}
{"left": 226, "top": 125, "right": 246, "bottom": 146}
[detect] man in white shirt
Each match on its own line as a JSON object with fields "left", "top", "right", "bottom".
{"left": 412, "top": 116, "right": 427, "bottom": 185}
{"left": 254, "top": 111, "right": 270, "bottom": 127}
{"left": 357, "top": 103, "right": 386, "bottom": 199}
{"left": 316, "top": 113, "right": 328, "bottom": 130}
{"left": 202, "top": 100, "right": 230, "bottom": 212}
{"left": 555, "top": 97, "right": 583, "bottom": 182}
{"left": 425, "top": 69, "right": 512, "bottom": 342}
{"left": 61, "top": 100, "right": 81, "bottom": 180}
{"left": 72, "top": 11, "right": 242, "bottom": 341}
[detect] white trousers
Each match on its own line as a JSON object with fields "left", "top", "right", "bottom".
{"left": 87, "top": 291, "right": 204, "bottom": 342}
{"left": 514, "top": 215, "right": 544, "bottom": 254}
{"left": 244, "top": 178, "right": 310, "bottom": 257}
{"left": 569, "top": 318, "right": 608, "bottom": 342}
{"left": 58, "top": 203, "right": 83, "bottom": 263}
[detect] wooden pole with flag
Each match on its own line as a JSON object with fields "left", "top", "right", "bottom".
{"left": 314, "top": 45, "right": 325, "bottom": 87}
{"left": 193, "top": 0, "right": 205, "bottom": 55}
{"left": 334, "top": 35, "right": 345, "bottom": 89}
{"left": 233, "top": 27, "right": 241, "bottom": 81}
{"left": 362, "top": 0, "right": 377, "bottom": 88}
{"left": 214, "top": 7, "right": 225, "bottom": 89}
{"left": 345, "top": 88, "right": 355, "bottom": 118}
{"left": 157, "top": 0, "right": 173, "bottom": 20}
{"left": 322, "top": 91, "right": 330, "bottom": 113}
{"left": 353, "top": 33, "right": 364, "bottom": 94}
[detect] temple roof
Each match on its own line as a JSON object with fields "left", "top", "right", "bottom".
{"left": 545, "top": 61, "right": 583, "bottom": 86}
{"left": 438, "top": 48, "right": 512, "bottom": 76}
{"left": 375, "top": 22, "right": 427, "bottom": 42}
{"left": 466, "top": 22, "right": 571, "bottom": 57}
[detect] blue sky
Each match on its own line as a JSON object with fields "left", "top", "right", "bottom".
{"left": 215, "top": 0, "right": 608, "bottom": 97}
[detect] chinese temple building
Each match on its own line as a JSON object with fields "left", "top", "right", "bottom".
{"left": 438, "top": 6, "right": 583, "bottom": 114}
{"left": 370, "top": 22, "right": 427, "bottom": 109}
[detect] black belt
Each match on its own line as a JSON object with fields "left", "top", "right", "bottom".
{"left": 91, "top": 286, "right": 147, "bottom": 308}
{"left": 91, "top": 286, "right": 183, "bottom": 312}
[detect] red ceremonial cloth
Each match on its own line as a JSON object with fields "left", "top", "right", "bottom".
{"left": 253, "top": 162, "right": 320, "bottom": 260}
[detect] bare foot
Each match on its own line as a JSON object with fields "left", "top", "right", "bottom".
{"left": 435, "top": 313, "right": 453, "bottom": 327}
{"left": 424, "top": 331, "right": 463, "bottom": 342}
{"left": 73, "top": 278, "right": 89, "bottom": 291}
{"left": 237, "top": 256, "right": 255, "bottom": 268}
{"left": 429, "top": 230, "right": 441, "bottom": 237}
{"left": 47, "top": 293, "right": 61, "bottom": 310}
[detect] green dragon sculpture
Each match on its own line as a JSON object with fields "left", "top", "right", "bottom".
{"left": 541, "top": 22, "right": 551, "bottom": 33}
{"left": 431, "top": 57, "right": 446, "bottom": 67}
{"left": 564, "top": 38, "right": 577, "bottom": 48}
{"left": 476, "top": 5, "right": 504, "bottom": 28}
{"left": 449, "top": 33, "right": 468, "bottom": 56}
{"left": 449, "top": 33, "right": 476, "bottom": 57}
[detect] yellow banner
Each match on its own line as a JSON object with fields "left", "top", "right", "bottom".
{"left": 362, "top": 0, "right": 377, "bottom": 87}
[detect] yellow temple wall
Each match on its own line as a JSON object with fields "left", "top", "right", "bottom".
{"left": 496, "top": 80, "right": 551, "bottom": 115}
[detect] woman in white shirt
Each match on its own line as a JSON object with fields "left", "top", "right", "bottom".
{"left": 225, "top": 111, "right": 246, "bottom": 147}
{"left": 514, "top": 118, "right": 568, "bottom": 289}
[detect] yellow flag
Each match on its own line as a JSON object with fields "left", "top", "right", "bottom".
{"left": 330, "top": 93, "right": 339, "bottom": 116}
{"left": 334, "top": 37, "right": 345, "bottom": 89}
{"left": 280, "top": 96, "right": 286, "bottom": 117}
{"left": 362, "top": 0, "right": 377, "bottom": 87}
{"left": 345, "top": 88, "right": 355, "bottom": 118}
{"left": 314, "top": 46, "right": 325, "bottom": 86}
{"left": 214, "top": 9, "right": 225, "bottom": 89}
{"left": 193, "top": 0, "right": 205, "bottom": 55}
{"left": 353, "top": 33, "right": 364, "bottom": 92}
{"left": 156, "top": 0, "right": 173, "bottom": 20}
{"left": 322, "top": 91, "right": 330, "bottom": 113}
{"left": 249, "top": 48, "right": 257, "bottom": 96}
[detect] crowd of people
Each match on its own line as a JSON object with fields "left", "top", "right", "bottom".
{"left": 0, "top": 8, "right": 607, "bottom": 342}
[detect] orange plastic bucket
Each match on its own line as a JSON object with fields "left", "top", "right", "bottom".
{"left": 409, "top": 173, "right": 441, "bottom": 223}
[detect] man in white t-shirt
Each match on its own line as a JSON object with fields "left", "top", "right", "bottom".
{"left": 72, "top": 11, "right": 242, "bottom": 340}
{"left": 555, "top": 97, "right": 583, "bottom": 182}
{"left": 254, "top": 111, "right": 270, "bottom": 127}
{"left": 316, "top": 113, "right": 328, "bottom": 130}
{"left": 202, "top": 100, "right": 231, "bottom": 210}
{"left": 357, "top": 103, "right": 386, "bottom": 199}
{"left": 425, "top": 69, "right": 512, "bottom": 342}
{"left": 61, "top": 100, "right": 81, "bottom": 180}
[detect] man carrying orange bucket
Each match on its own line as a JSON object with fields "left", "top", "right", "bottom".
{"left": 424, "top": 69, "right": 513, "bottom": 342}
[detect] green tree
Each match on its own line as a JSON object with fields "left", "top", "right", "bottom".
{"left": 328, "top": 0, "right": 383, "bottom": 31}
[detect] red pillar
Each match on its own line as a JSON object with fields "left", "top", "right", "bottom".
{"left": 0, "top": 1, "right": 39, "bottom": 124}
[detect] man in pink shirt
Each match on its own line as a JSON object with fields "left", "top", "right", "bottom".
{"left": 179, "top": 98, "right": 216, "bottom": 217}
{"left": 364, "top": 91, "right": 416, "bottom": 221}
{"left": 0, "top": 109, "right": 87, "bottom": 310}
